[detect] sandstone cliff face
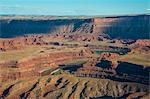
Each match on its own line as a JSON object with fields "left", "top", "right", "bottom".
{"left": 93, "top": 15, "right": 150, "bottom": 39}
{"left": 0, "top": 19, "right": 93, "bottom": 38}
{"left": 0, "top": 15, "right": 149, "bottom": 39}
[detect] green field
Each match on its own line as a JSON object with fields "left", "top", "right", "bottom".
{"left": 95, "top": 50, "right": 119, "bottom": 54}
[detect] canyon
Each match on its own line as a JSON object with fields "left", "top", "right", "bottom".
{"left": 0, "top": 15, "right": 150, "bottom": 99}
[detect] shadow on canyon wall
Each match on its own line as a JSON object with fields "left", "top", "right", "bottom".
{"left": 96, "top": 60, "right": 149, "bottom": 77}
{"left": 103, "top": 15, "right": 150, "bottom": 39}
{"left": 0, "top": 15, "right": 149, "bottom": 39}
{"left": 116, "top": 61, "right": 149, "bottom": 77}
{"left": 96, "top": 60, "right": 112, "bottom": 69}
{"left": 0, "top": 19, "right": 92, "bottom": 38}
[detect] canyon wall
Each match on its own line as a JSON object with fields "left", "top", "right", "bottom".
{"left": 0, "top": 15, "right": 149, "bottom": 39}
{"left": 0, "top": 18, "right": 93, "bottom": 38}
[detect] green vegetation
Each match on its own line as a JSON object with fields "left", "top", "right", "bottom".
{"left": 95, "top": 50, "right": 119, "bottom": 54}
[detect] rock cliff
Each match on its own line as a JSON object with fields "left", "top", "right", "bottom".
{"left": 1, "top": 15, "right": 149, "bottom": 39}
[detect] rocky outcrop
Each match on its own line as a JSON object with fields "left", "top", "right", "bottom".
{"left": 0, "top": 75, "right": 148, "bottom": 99}
{"left": 129, "top": 40, "right": 150, "bottom": 54}
{"left": 0, "top": 35, "right": 47, "bottom": 51}
{"left": 132, "top": 39, "right": 150, "bottom": 47}
{"left": 74, "top": 60, "right": 149, "bottom": 85}
{"left": 100, "top": 52, "right": 120, "bottom": 60}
